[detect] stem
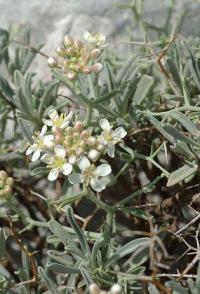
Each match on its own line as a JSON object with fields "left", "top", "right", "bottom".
{"left": 87, "top": 192, "right": 114, "bottom": 212}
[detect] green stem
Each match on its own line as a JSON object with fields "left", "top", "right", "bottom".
{"left": 149, "top": 106, "right": 200, "bottom": 116}
{"left": 116, "top": 174, "right": 164, "bottom": 207}
{"left": 52, "top": 190, "right": 87, "bottom": 208}
{"left": 87, "top": 192, "right": 114, "bottom": 212}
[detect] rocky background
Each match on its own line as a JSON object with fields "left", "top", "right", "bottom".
{"left": 0, "top": 0, "right": 199, "bottom": 78}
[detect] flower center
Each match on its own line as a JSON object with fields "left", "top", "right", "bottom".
{"left": 83, "top": 165, "right": 96, "bottom": 184}
{"left": 49, "top": 157, "right": 65, "bottom": 169}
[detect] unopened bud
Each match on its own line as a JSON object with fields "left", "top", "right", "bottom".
{"left": 55, "top": 134, "right": 62, "bottom": 143}
{"left": 52, "top": 126, "right": 62, "bottom": 134}
{"left": 4, "top": 185, "right": 12, "bottom": 195}
{"left": 56, "top": 46, "right": 65, "bottom": 57}
{"left": 76, "top": 147, "right": 84, "bottom": 156}
{"left": 74, "top": 121, "right": 84, "bottom": 131}
{"left": 110, "top": 284, "right": 121, "bottom": 294}
{"left": 97, "top": 143, "right": 104, "bottom": 151}
{"left": 89, "top": 283, "right": 100, "bottom": 294}
{"left": 74, "top": 39, "right": 83, "bottom": 50}
{"left": 66, "top": 71, "right": 76, "bottom": 81}
{"left": 82, "top": 66, "right": 92, "bottom": 74}
{"left": 91, "top": 48, "right": 100, "bottom": 59}
{"left": 80, "top": 130, "right": 90, "bottom": 138}
{"left": 92, "top": 63, "right": 103, "bottom": 73}
{"left": 48, "top": 57, "right": 58, "bottom": 68}
{"left": 6, "top": 177, "right": 14, "bottom": 187}
{"left": 66, "top": 47, "right": 75, "bottom": 57}
{"left": 63, "top": 35, "right": 74, "bottom": 47}
{"left": 87, "top": 136, "right": 96, "bottom": 145}
{"left": 88, "top": 149, "right": 100, "bottom": 161}
{"left": 0, "top": 170, "right": 7, "bottom": 180}
{"left": 68, "top": 155, "right": 77, "bottom": 165}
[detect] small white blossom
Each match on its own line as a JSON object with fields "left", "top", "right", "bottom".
{"left": 83, "top": 31, "right": 105, "bottom": 47}
{"left": 26, "top": 125, "right": 54, "bottom": 162}
{"left": 41, "top": 145, "right": 72, "bottom": 181}
{"left": 98, "top": 119, "right": 127, "bottom": 158}
{"left": 68, "top": 156, "right": 111, "bottom": 192}
{"left": 42, "top": 109, "right": 73, "bottom": 130}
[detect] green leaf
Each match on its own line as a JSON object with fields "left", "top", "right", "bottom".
{"left": 18, "top": 118, "right": 33, "bottom": 143}
{"left": 47, "top": 263, "right": 80, "bottom": 274}
{"left": 167, "top": 162, "right": 198, "bottom": 187}
{"left": 21, "top": 44, "right": 43, "bottom": 74}
{"left": 165, "top": 280, "right": 188, "bottom": 294}
{"left": 30, "top": 167, "right": 48, "bottom": 176}
{"left": 105, "top": 237, "right": 150, "bottom": 267}
{"left": 169, "top": 111, "right": 200, "bottom": 134}
{"left": 133, "top": 75, "right": 154, "bottom": 105}
{"left": 38, "top": 267, "right": 59, "bottom": 294}
{"left": 38, "top": 80, "right": 59, "bottom": 116}
{"left": 0, "top": 229, "right": 6, "bottom": 259}
{"left": 66, "top": 206, "right": 90, "bottom": 256}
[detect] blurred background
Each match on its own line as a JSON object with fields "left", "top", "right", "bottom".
{"left": 0, "top": 0, "right": 199, "bottom": 78}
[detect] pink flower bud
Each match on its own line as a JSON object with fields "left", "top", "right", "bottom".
{"left": 48, "top": 57, "right": 58, "bottom": 68}
{"left": 0, "top": 170, "right": 7, "bottom": 180}
{"left": 92, "top": 63, "right": 103, "bottom": 73}
{"left": 80, "top": 130, "right": 90, "bottom": 138}
{"left": 66, "top": 47, "right": 75, "bottom": 57}
{"left": 89, "top": 283, "right": 100, "bottom": 294}
{"left": 63, "top": 35, "right": 74, "bottom": 47}
{"left": 76, "top": 147, "right": 84, "bottom": 156}
{"left": 52, "top": 126, "right": 62, "bottom": 134}
{"left": 91, "top": 48, "right": 100, "bottom": 59}
{"left": 74, "top": 121, "right": 84, "bottom": 131}
{"left": 55, "top": 134, "right": 62, "bottom": 143}
{"left": 56, "top": 46, "right": 65, "bottom": 57}
{"left": 87, "top": 136, "right": 96, "bottom": 145}
{"left": 68, "top": 155, "right": 77, "bottom": 165}
{"left": 82, "top": 66, "right": 92, "bottom": 74}
{"left": 74, "top": 40, "right": 83, "bottom": 50}
{"left": 97, "top": 143, "right": 104, "bottom": 151}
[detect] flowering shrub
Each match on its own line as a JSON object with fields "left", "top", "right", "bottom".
{"left": 1, "top": 1, "right": 200, "bottom": 294}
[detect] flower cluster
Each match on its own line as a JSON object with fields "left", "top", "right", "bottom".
{"left": 48, "top": 31, "right": 105, "bottom": 80}
{"left": 26, "top": 109, "right": 127, "bottom": 192}
{"left": 0, "top": 170, "right": 14, "bottom": 198}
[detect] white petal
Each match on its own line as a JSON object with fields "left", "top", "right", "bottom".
{"left": 48, "top": 109, "right": 59, "bottom": 120}
{"left": 43, "top": 135, "right": 54, "bottom": 145}
{"left": 39, "top": 125, "right": 47, "bottom": 137}
{"left": 54, "top": 145, "right": 66, "bottom": 158}
{"left": 98, "top": 134, "right": 108, "bottom": 145}
{"left": 31, "top": 150, "right": 40, "bottom": 162}
{"left": 60, "top": 119, "right": 71, "bottom": 129}
{"left": 26, "top": 146, "right": 34, "bottom": 155}
{"left": 113, "top": 127, "right": 127, "bottom": 139}
{"left": 42, "top": 118, "right": 53, "bottom": 127}
{"left": 48, "top": 169, "right": 59, "bottom": 181}
{"left": 41, "top": 153, "right": 54, "bottom": 164}
{"left": 78, "top": 156, "right": 91, "bottom": 170}
{"left": 96, "top": 164, "right": 111, "bottom": 177}
{"left": 107, "top": 144, "right": 115, "bottom": 158}
{"left": 83, "top": 31, "right": 93, "bottom": 42}
{"left": 99, "top": 118, "right": 111, "bottom": 131}
{"left": 68, "top": 173, "right": 83, "bottom": 184}
{"left": 90, "top": 178, "right": 106, "bottom": 192}
{"left": 62, "top": 163, "right": 73, "bottom": 175}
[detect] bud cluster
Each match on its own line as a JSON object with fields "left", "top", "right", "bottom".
{"left": 89, "top": 283, "right": 121, "bottom": 294}
{"left": 48, "top": 31, "right": 105, "bottom": 80}
{"left": 0, "top": 170, "right": 14, "bottom": 198}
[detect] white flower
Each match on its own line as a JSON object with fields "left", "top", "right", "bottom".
{"left": 68, "top": 156, "right": 111, "bottom": 192}
{"left": 41, "top": 145, "right": 72, "bottom": 181}
{"left": 26, "top": 125, "right": 54, "bottom": 162}
{"left": 42, "top": 109, "right": 73, "bottom": 129}
{"left": 82, "top": 31, "right": 105, "bottom": 47}
{"left": 98, "top": 119, "right": 127, "bottom": 158}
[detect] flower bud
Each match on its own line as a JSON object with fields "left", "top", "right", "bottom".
{"left": 66, "top": 47, "right": 75, "bottom": 57}
{"left": 56, "top": 46, "right": 65, "bottom": 57}
{"left": 66, "top": 71, "right": 76, "bottom": 81}
{"left": 110, "top": 284, "right": 121, "bottom": 294}
{"left": 6, "top": 177, "right": 14, "bottom": 187}
{"left": 82, "top": 66, "right": 92, "bottom": 74}
{"left": 4, "top": 185, "right": 12, "bottom": 195}
{"left": 91, "top": 48, "right": 100, "bottom": 59}
{"left": 52, "top": 126, "right": 62, "bottom": 134}
{"left": 46, "top": 140, "right": 55, "bottom": 149}
{"left": 80, "top": 130, "right": 90, "bottom": 138}
{"left": 87, "top": 136, "right": 96, "bottom": 145}
{"left": 74, "top": 40, "right": 83, "bottom": 50}
{"left": 48, "top": 57, "right": 58, "bottom": 68}
{"left": 88, "top": 149, "right": 100, "bottom": 161}
{"left": 68, "top": 155, "right": 77, "bottom": 165}
{"left": 97, "top": 143, "right": 104, "bottom": 151}
{"left": 92, "top": 63, "right": 103, "bottom": 73}
{"left": 55, "top": 134, "right": 62, "bottom": 144}
{"left": 74, "top": 121, "right": 84, "bottom": 131}
{"left": 0, "top": 190, "right": 6, "bottom": 198}
{"left": 63, "top": 35, "right": 74, "bottom": 47}
{"left": 0, "top": 170, "right": 7, "bottom": 180}
{"left": 63, "top": 60, "right": 70, "bottom": 70}
{"left": 89, "top": 283, "right": 100, "bottom": 294}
